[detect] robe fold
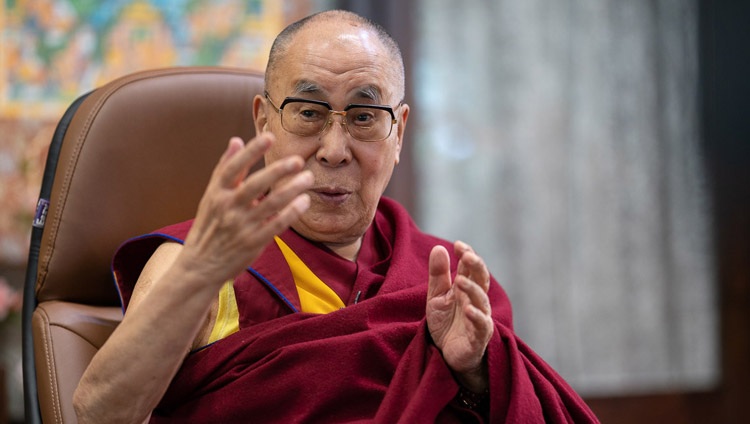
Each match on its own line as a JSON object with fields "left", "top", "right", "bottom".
{"left": 112, "top": 197, "right": 599, "bottom": 423}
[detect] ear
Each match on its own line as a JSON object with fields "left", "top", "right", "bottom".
{"left": 252, "top": 94, "right": 269, "bottom": 134}
{"left": 394, "top": 103, "right": 410, "bottom": 164}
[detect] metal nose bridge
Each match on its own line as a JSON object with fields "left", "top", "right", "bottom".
{"left": 322, "top": 110, "right": 349, "bottom": 134}
{"left": 329, "top": 110, "right": 347, "bottom": 124}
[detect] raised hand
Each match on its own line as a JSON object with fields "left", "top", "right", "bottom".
{"left": 181, "top": 133, "right": 313, "bottom": 285}
{"left": 426, "top": 241, "right": 493, "bottom": 392}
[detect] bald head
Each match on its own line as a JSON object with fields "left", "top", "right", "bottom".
{"left": 265, "top": 10, "right": 406, "bottom": 100}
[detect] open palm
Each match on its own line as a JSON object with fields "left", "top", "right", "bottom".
{"left": 426, "top": 242, "right": 493, "bottom": 391}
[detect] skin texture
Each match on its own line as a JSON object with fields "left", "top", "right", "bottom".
{"left": 73, "top": 11, "right": 492, "bottom": 424}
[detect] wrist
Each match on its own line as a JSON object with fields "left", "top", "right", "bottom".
{"left": 455, "top": 358, "right": 489, "bottom": 393}
{"left": 173, "top": 247, "right": 231, "bottom": 290}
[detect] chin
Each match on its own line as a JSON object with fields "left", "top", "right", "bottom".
{"left": 294, "top": 214, "right": 366, "bottom": 244}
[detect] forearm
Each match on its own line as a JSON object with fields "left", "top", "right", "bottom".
{"left": 73, "top": 263, "right": 220, "bottom": 424}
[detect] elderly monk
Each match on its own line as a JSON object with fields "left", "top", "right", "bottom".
{"left": 73, "top": 9, "right": 598, "bottom": 424}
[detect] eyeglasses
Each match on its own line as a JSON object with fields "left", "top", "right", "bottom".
{"left": 264, "top": 91, "right": 400, "bottom": 142}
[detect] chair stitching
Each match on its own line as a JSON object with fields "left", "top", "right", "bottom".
{"left": 49, "top": 321, "right": 118, "bottom": 350}
{"left": 39, "top": 310, "right": 63, "bottom": 424}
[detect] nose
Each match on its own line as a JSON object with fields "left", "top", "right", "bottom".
{"left": 316, "top": 112, "right": 352, "bottom": 167}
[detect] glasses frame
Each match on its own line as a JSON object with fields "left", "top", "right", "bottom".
{"left": 264, "top": 91, "right": 400, "bottom": 142}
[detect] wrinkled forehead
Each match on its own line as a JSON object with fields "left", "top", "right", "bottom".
{"left": 268, "top": 22, "right": 402, "bottom": 103}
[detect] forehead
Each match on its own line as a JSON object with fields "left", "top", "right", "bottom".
{"left": 270, "top": 20, "right": 400, "bottom": 103}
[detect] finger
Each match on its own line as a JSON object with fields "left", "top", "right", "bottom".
{"left": 454, "top": 240, "right": 474, "bottom": 277}
{"left": 469, "top": 253, "right": 491, "bottom": 293}
{"left": 235, "top": 155, "right": 306, "bottom": 206}
{"left": 209, "top": 137, "right": 245, "bottom": 187}
{"left": 221, "top": 137, "right": 245, "bottom": 161}
{"left": 456, "top": 276, "right": 492, "bottom": 316}
{"left": 249, "top": 169, "right": 313, "bottom": 219}
{"left": 456, "top": 248, "right": 490, "bottom": 293}
{"left": 427, "top": 245, "right": 452, "bottom": 300}
{"left": 462, "top": 303, "right": 494, "bottom": 341}
{"left": 454, "top": 240, "right": 474, "bottom": 257}
{"left": 250, "top": 193, "right": 311, "bottom": 241}
{"left": 219, "top": 133, "right": 273, "bottom": 188}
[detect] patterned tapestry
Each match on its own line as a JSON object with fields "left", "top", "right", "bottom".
{"left": 0, "top": 0, "right": 314, "bottom": 265}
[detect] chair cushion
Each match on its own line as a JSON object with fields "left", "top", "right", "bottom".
{"left": 32, "top": 301, "right": 122, "bottom": 424}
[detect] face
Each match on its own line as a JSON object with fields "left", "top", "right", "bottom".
{"left": 253, "top": 20, "right": 410, "bottom": 250}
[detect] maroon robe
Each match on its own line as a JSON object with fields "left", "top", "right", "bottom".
{"left": 113, "top": 197, "right": 599, "bottom": 423}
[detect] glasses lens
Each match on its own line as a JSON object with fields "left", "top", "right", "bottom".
{"left": 279, "top": 99, "right": 394, "bottom": 141}
{"left": 281, "top": 101, "right": 330, "bottom": 136}
{"left": 345, "top": 107, "right": 392, "bottom": 141}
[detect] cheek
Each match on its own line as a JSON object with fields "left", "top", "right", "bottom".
{"left": 265, "top": 136, "right": 294, "bottom": 162}
{"left": 360, "top": 151, "right": 397, "bottom": 191}
{"left": 263, "top": 146, "right": 299, "bottom": 189}
{"left": 264, "top": 139, "right": 313, "bottom": 165}
{"left": 263, "top": 149, "right": 284, "bottom": 167}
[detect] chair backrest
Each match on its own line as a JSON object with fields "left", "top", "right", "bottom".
{"left": 22, "top": 67, "right": 265, "bottom": 423}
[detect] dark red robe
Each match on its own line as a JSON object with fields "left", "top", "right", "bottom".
{"left": 113, "top": 197, "right": 599, "bottom": 423}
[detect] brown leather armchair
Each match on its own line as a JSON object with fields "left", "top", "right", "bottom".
{"left": 22, "top": 67, "right": 265, "bottom": 423}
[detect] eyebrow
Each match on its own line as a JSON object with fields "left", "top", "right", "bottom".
{"left": 354, "top": 85, "right": 382, "bottom": 102}
{"left": 292, "top": 80, "right": 321, "bottom": 95}
{"left": 291, "top": 80, "right": 383, "bottom": 103}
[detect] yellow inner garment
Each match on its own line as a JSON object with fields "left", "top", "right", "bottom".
{"left": 207, "top": 236, "right": 345, "bottom": 344}
{"left": 207, "top": 280, "right": 240, "bottom": 344}
{"left": 274, "top": 236, "right": 346, "bottom": 314}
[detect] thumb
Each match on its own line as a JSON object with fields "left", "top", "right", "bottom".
{"left": 427, "top": 245, "right": 452, "bottom": 300}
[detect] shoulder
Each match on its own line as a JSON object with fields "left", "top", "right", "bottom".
{"left": 131, "top": 241, "right": 183, "bottom": 301}
{"left": 142, "top": 241, "right": 183, "bottom": 276}
{"left": 113, "top": 219, "right": 194, "bottom": 310}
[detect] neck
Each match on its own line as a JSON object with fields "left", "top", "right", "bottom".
{"left": 324, "top": 237, "right": 363, "bottom": 262}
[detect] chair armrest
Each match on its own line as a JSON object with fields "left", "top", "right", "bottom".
{"left": 32, "top": 302, "right": 122, "bottom": 424}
